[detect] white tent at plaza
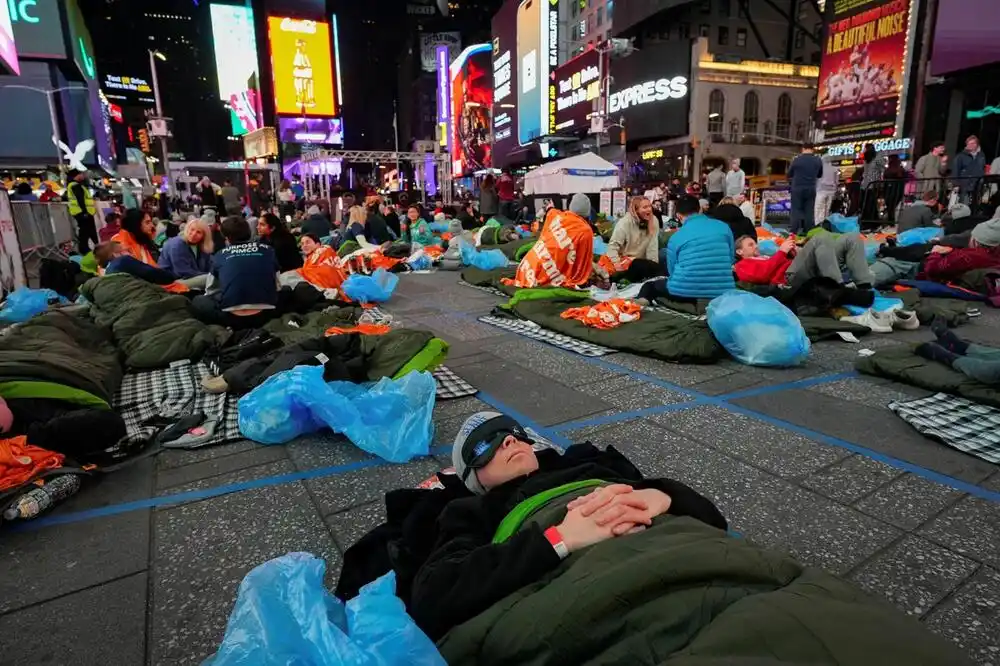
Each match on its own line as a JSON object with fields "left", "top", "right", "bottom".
{"left": 522, "top": 151, "right": 620, "bottom": 195}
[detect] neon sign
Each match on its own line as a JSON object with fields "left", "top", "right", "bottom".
{"left": 8, "top": 0, "right": 38, "bottom": 23}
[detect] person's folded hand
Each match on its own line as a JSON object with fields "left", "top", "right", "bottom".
{"left": 566, "top": 484, "right": 636, "bottom": 515}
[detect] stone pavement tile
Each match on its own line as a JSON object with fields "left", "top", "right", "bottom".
{"left": 157, "top": 459, "right": 296, "bottom": 496}
{"left": 151, "top": 482, "right": 341, "bottom": 666}
{"left": 434, "top": 414, "right": 470, "bottom": 448}
{"left": 650, "top": 405, "right": 849, "bottom": 479}
{"left": 807, "top": 376, "right": 931, "bottom": 409}
{"left": 854, "top": 474, "right": 965, "bottom": 531}
{"left": 689, "top": 370, "right": 763, "bottom": 396}
{"left": 157, "top": 440, "right": 259, "bottom": 470}
{"left": 439, "top": 338, "right": 508, "bottom": 363}
{"left": 801, "top": 454, "right": 903, "bottom": 505}
{"left": 604, "top": 353, "right": 735, "bottom": 387}
{"left": 848, "top": 536, "right": 979, "bottom": 618}
{"left": 433, "top": 395, "right": 492, "bottom": 421}
{"left": 732, "top": 390, "right": 999, "bottom": 485}
{"left": 450, "top": 358, "right": 610, "bottom": 426}
{"left": 0, "top": 511, "right": 149, "bottom": 614}
{"left": 489, "top": 337, "right": 624, "bottom": 387}
{"left": 578, "top": 374, "right": 692, "bottom": 410}
{"left": 287, "top": 432, "right": 375, "bottom": 471}
{"left": 156, "top": 445, "right": 289, "bottom": 491}
{"left": 442, "top": 350, "right": 499, "bottom": 369}
{"left": 306, "top": 458, "right": 442, "bottom": 516}
{"left": 923, "top": 566, "right": 1000, "bottom": 665}
{"left": 55, "top": 456, "right": 155, "bottom": 513}
{"left": 0, "top": 572, "right": 147, "bottom": 666}
{"left": 409, "top": 313, "right": 506, "bottom": 343}
{"left": 920, "top": 496, "right": 1000, "bottom": 569}
{"left": 804, "top": 343, "right": 865, "bottom": 372}
{"left": 325, "top": 501, "right": 389, "bottom": 552}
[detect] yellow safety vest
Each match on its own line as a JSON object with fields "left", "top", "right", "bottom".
{"left": 67, "top": 182, "right": 96, "bottom": 216}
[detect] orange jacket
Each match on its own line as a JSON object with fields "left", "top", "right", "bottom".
{"left": 504, "top": 209, "right": 594, "bottom": 289}
{"left": 110, "top": 229, "right": 156, "bottom": 266}
{"left": 298, "top": 246, "right": 347, "bottom": 290}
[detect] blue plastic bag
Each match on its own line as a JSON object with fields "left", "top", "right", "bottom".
{"left": 760, "top": 221, "right": 788, "bottom": 237}
{"left": 864, "top": 241, "right": 880, "bottom": 264}
{"left": 844, "top": 294, "right": 904, "bottom": 316}
{"left": 757, "top": 239, "right": 779, "bottom": 257}
{"left": 707, "top": 290, "right": 810, "bottom": 367}
{"left": 897, "top": 226, "right": 942, "bottom": 247}
{"left": 342, "top": 269, "right": 399, "bottom": 304}
{"left": 828, "top": 213, "right": 860, "bottom": 234}
{"left": 0, "top": 288, "right": 66, "bottom": 323}
{"left": 592, "top": 236, "right": 608, "bottom": 256}
{"left": 238, "top": 366, "right": 436, "bottom": 462}
{"left": 428, "top": 221, "right": 450, "bottom": 233}
{"left": 460, "top": 243, "right": 509, "bottom": 270}
{"left": 205, "top": 553, "right": 445, "bottom": 666}
{"left": 408, "top": 254, "right": 432, "bottom": 271}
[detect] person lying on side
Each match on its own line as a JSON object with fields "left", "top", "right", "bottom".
{"left": 94, "top": 241, "right": 177, "bottom": 285}
{"left": 734, "top": 233, "right": 874, "bottom": 290}
{"left": 919, "top": 219, "right": 1000, "bottom": 282}
{"left": 409, "top": 412, "right": 727, "bottom": 642}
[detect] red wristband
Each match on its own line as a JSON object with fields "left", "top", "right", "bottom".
{"left": 544, "top": 526, "right": 569, "bottom": 559}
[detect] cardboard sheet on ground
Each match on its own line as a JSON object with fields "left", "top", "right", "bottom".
{"left": 856, "top": 345, "right": 1000, "bottom": 408}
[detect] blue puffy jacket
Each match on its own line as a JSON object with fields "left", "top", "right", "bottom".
{"left": 666, "top": 214, "right": 736, "bottom": 298}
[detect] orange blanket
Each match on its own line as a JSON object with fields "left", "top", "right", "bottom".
{"left": 0, "top": 436, "right": 64, "bottom": 492}
{"left": 298, "top": 246, "right": 347, "bottom": 290}
{"left": 560, "top": 298, "right": 642, "bottom": 330}
{"left": 503, "top": 209, "right": 594, "bottom": 288}
{"left": 325, "top": 324, "right": 391, "bottom": 336}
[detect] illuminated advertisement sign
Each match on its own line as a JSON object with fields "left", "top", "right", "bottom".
{"left": 931, "top": 0, "right": 1000, "bottom": 76}
{"left": 267, "top": 16, "right": 336, "bottom": 117}
{"left": 211, "top": 3, "right": 262, "bottom": 135}
{"left": 277, "top": 117, "right": 343, "bottom": 144}
{"left": 551, "top": 49, "right": 600, "bottom": 132}
{"left": 515, "top": 0, "right": 557, "bottom": 143}
{"left": 0, "top": 1, "right": 17, "bottom": 75}
{"left": 9, "top": 0, "right": 65, "bottom": 59}
{"left": 420, "top": 31, "right": 460, "bottom": 72}
{"left": 436, "top": 45, "right": 451, "bottom": 150}
{"left": 815, "top": 0, "right": 914, "bottom": 143}
{"left": 606, "top": 42, "right": 691, "bottom": 141}
{"left": 102, "top": 74, "right": 155, "bottom": 105}
{"left": 450, "top": 44, "right": 493, "bottom": 177}
{"left": 491, "top": 0, "right": 518, "bottom": 167}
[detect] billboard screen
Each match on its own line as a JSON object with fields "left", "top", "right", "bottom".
{"left": 931, "top": 0, "right": 1000, "bottom": 76}
{"left": 267, "top": 16, "right": 336, "bottom": 117}
{"left": 436, "top": 45, "right": 452, "bottom": 151}
{"left": 551, "top": 48, "right": 600, "bottom": 133}
{"left": 450, "top": 44, "right": 493, "bottom": 177}
{"left": 815, "top": 0, "right": 912, "bottom": 143}
{"left": 515, "top": 0, "right": 557, "bottom": 144}
{"left": 277, "top": 117, "right": 343, "bottom": 144}
{"left": 0, "top": 1, "right": 17, "bottom": 75}
{"left": 211, "top": 4, "right": 263, "bottom": 135}
{"left": 9, "top": 0, "right": 65, "bottom": 59}
{"left": 606, "top": 42, "right": 691, "bottom": 141}
{"left": 491, "top": 0, "right": 519, "bottom": 167}
{"left": 102, "top": 73, "right": 155, "bottom": 106}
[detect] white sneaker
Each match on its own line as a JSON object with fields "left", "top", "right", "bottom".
{"left": 841, "top": 309, "right": 893, "bottom": 333}
{"left": 891, "top": 309, "right": 920, "bottom": 330}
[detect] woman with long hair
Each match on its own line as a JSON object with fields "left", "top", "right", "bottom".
{"left": 111, "top": 208, "right": 159, "bottom": 265}
{"left": 257, "top": 212, "right": 303, "bottom": 272}
{"left": 158, "top": 218, "right": 214, "bottom": 286}
{"left": 605, "top": 196, "right": 663, "bottom": 278}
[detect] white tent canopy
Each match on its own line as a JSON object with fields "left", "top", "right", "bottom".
{"left": 523, "top": 151, "right": 620, "bottom": 195}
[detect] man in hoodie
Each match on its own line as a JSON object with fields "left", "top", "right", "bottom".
{"left": 706, "top": 164, "right": 726, "bottom": 207}
{"left": 954, "top": 135, "right": 986, "bottom": 204}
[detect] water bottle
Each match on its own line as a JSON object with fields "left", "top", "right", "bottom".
{"left": 3, "top": 475, "right": 82, "bottom": 520}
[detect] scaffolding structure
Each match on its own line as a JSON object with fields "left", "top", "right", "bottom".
{"left": 300, "top": 149, "right": 453, "bottom": 206}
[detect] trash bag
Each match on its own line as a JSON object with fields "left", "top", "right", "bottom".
{"left": 0, "top": 287, "right": 66, "bottom": 323}
{"left": 707, "top": 290, "right": 810, "bottom": 367}
{"left": 897, "top": 226, "right": 943, "bottom": 247}
{"left": 864, "top": 241, "right": 880, "bottom": 264}
{"left": 205, "top": 553, "right": 445, "bottom": 666}
{"left": 407, "top": 253, "right": 433, "bottom": 271}
{"left": 828, "top": 213, "right": 860, "bottom": 234}
{"left": 460, "top": 243, "right": 509, "bottom": 270}
{"left": 592, "top": 236, "right": 608, "bottom": 256}
{"left": 342, "top": 269, "right": 399, "bottom": 304}
{"left": 757, "top": 239, "right": 779, "bottom": 257}
{"left": 238, "top": 366, "right": 435, "bottom": 462}
{"left": 428, "top": 221, "right": 449, "bottom": 233}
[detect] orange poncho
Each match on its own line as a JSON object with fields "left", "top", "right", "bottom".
{"left": 560, "top": 298, "right": 642, "bottom": 330}
{"left": 110, "top": 229, "right": 156, "bottom": 266}
{"left": 503, "top": 209, "right": 594, "bottom": 289}
{"left": 0, "top": 436, "right": 64, "bottom": 492}
{"left": 298, "top": 246, "right": 347, "bottom": 290}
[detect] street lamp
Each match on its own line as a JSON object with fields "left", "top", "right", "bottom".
{"left": 0, "top": 84, "right": 89, "bottom": 178}
{"left": 148, "top": 49, "right": 173, "bottom": 196}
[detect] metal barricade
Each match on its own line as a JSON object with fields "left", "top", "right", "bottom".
{"left": 9, "top": 201, "right": 73, "bottom": 288}
{"left": 857, "top": 175, "right": 1000, "bottom": 228}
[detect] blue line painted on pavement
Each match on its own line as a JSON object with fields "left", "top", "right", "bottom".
{"left": 719, "top": 371, "right": 858, "bottom": 401}
{"left": 10, "top": 445, "right": 454, "bottom": 533}
{"left": 552, "top": 401, "right": 708, "bottom": 432}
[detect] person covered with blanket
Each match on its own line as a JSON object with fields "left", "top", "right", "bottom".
{"left": 409, "top": 412, "right": 727, "bottom": 641}
{"left": 94, "top": 241, "right": 177, "bottom": 285}
{"left": 297, "top": 233, "right": 346, "bottom": 291}
{"left": 919, "top": 218, "right": 1000, "bottom": 282}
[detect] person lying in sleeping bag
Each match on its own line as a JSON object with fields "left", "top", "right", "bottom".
{"left": 919, "top": 218, "right": 1000, "bottom": 283}
{"left": 734, "top": 233, "right": 874, "bottom": 290}
{"left": 408, "top": 411, "right": 727, "bottom": 642}
{"left": 95, "top": 241, "right": 176, "bottom": 285}
{"left": 917, "top": 316, "right": 1000, "bottom": 385}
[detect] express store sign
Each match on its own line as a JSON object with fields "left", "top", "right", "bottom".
{"left": 551, "top": 48, "right": 600, "bottom": 132}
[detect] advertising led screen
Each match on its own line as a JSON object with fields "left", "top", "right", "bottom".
{"left": 450, "top": 44, "right": 493, "bottom": 177}
{"left": 211, "top": 4, "right": 262, "bottom": 136}
{"left": 8, "top": 0, "right": 65, "bottom": 59}
{"left": 436, "top": 45, "right": 452, "bottom": 151}
{"left": 815, "top": 0, "right": 913, "bottom": 143}
{"left": 491, "top": 0, "right": 519, "bottom": 167}
{"left": 931, "top": 0, "right": 1000, "bottom": 76}
{"left": 551, "top": 48, "right": 600, "bottom": 133}
{"left": 268, "top": 16, "right": 336, "bottom": 117}
{"left": 0, "top": 1, "right": 17, "bottom": 75}
{"left": 277, "top": 117, "right": 343, "bottom": 144}
{"left": 515, "top": 0, "right": 557, "bottom": 144}
{"left": 605, "top": 42, "right": 691, "bottom": 142}
{"left": 102, "top": 74, "right": 155, "bottom": 106}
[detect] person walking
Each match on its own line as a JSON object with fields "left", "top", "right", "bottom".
{"left": 725, "top": 159, "right": 746, "bottom": 199}
{"left": 706, "top": 164, "right": 726, "bottom": 207}
{"left": 953, "top": 135, "right": 986, "bottom": 206}
{"left": 787, "top": 144, "right": 824, "bottom": 234}
{"left": 814, "top": 156, "right": 839, "bottom": 225}
{"left": 914, "top": 141, "right": 948, "bottom": 196}
{"left": 66, "top": 170, "right": 98, "bottom": 255}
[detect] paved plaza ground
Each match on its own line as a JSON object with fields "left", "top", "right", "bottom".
{"left": 2, "top": 270, "right": 999, "bottom": 665}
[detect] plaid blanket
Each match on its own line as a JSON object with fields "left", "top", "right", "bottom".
{"left": 433, "top": 366, "right": 477, "bottom": 400}
{"left": 889, "top": 392, "right": 1000, "bottom": 464}
{"left": 478, "top": 314, "right": 615, "bottom": 357}
{"left": 458, "top": 280, "right": 508, "bottom": 298}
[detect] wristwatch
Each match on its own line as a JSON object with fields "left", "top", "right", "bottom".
{"left": 544, "top": 526, "right": 569, "bottom": 560}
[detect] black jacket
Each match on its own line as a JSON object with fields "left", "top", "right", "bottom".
{"left": 710, "top": 203, "right": 757, "bottom": 242}
{"left": 408, "top": 444, "right": 726, "bottom": 641}
{"left": 365, "top": 213, "right": 395, "bottom": 245}
{"left": 300, "top": 214, "right": 332, "bottom": 239}
{"left": 263, "top": 233, "right": 303, "bottom": 272}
